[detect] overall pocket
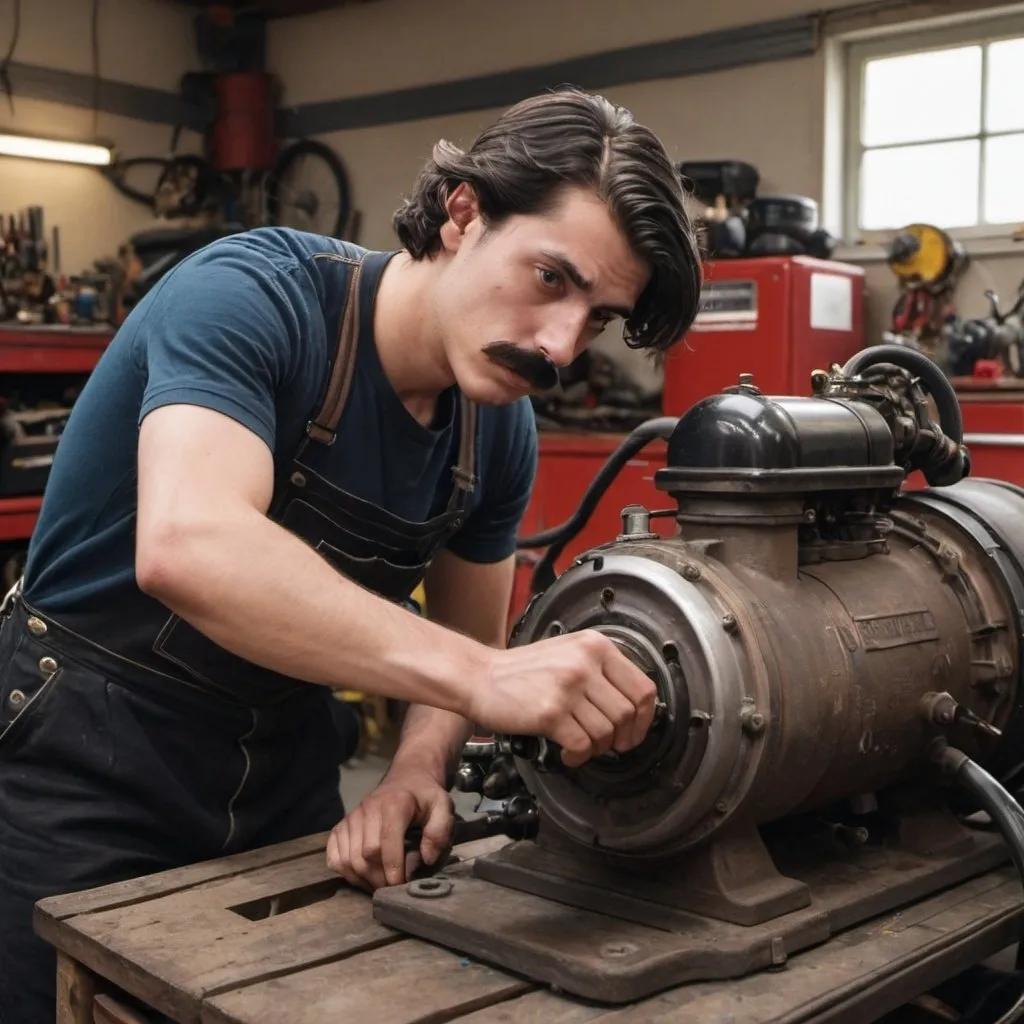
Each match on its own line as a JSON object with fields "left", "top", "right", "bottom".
{"left": 314, "top": 539, "right": 426, "bottom": 600}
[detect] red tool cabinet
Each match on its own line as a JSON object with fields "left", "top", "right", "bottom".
{"left": 663, "top": 256, "right": 866, "bottom": 414}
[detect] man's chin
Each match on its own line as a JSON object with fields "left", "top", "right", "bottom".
{"left": 456, "top": 365, "right": 534, "bottom": 405}
{"left": 462, "top": 379, "right": 532, "bottom": 406}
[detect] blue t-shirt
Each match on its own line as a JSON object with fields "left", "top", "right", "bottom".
{"left": 23, "top": 228, "right": 537, "bottom": 616}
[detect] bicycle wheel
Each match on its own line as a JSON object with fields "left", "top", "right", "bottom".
{"left": 265, "top": 138, "right": 352, "bottom": 239}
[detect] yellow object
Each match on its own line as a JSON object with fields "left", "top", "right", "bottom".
{"left": 888, "top": 223, "right": 961, "bottom": 289}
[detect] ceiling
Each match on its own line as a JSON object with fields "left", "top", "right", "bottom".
{"left": 167, "top": 0, "right": 385, "bottom": 18}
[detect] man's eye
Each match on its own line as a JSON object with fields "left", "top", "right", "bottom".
{"left": 538, "top": 268, "right": 562, "bottom": 288}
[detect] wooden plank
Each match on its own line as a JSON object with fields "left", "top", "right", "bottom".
{"left": 202, "top": 939, "right": 534, "bottom": 1024}
{"left": 39, "top": 854, "right": 398, "bottom": 1024}
{"left": 455, "top": 990, "right": 613, "bottom": 1023}
{"left": 36, "top": 833, "right": 329, "bottom": 923}
{"left": 93, "top": 994, "right": 158, "bottom": 1024}
{"left": 55, "top": 950, "right": 96, "bottom": 1024}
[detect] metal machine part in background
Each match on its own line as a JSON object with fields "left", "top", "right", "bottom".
{"left": 377, "top": 346, "right": 1024, "bottom": 1007}
{"left": 946, "top": 281, "right": 1024, "bottom": 379}
{"left": 679, "top": 159, "right": 759, "bottom": 259}
{"left": 745, "top": 194, "right": 837, "bottom": 260}
{"left": 0, "top": 407, "right": 68, "bottom": 498}
{"left": 679, "top": 161, "right": 836, "bottom": 260}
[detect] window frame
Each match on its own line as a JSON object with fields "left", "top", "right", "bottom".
{"left": 843, "top": 12, "right": 1024, "bottom": 245}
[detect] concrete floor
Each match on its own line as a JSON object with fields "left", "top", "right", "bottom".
{"left": 338, "top": 752, "right": 391, "bottom": 810}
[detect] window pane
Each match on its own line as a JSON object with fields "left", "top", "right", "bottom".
{"left": 863, "top": 46, "right": 982, "bottom": 146}
{"left": 987, "top": 37, "right": 1024, "bottom": 133}
{"left": 860, "top": 140, "right": 980, "bottom": 230}
{"left": 985, "top": 133, "right": 1024, "bottom": 223}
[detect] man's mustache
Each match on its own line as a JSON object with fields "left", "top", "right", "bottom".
{"left": 483, "top": 341, "right": 559, "bottom": 391}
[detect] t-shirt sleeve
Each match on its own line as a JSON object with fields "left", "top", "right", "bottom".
{"left": 133, "top": 243, "right": 314, "bottom": 450}
{"left": 446, "top": 400, "right": 538, "bottom": 564}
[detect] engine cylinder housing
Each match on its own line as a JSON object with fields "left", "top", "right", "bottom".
{"left": 512, "top": 388, "right": 1024, "bottom": 860}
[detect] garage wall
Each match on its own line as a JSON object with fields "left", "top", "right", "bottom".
{"left": 269, "top": 0, "right": 855, "bottom": 247}
{"left": 0, "top": 0, "right": 200, "bottom": 276}
{"left": 268, "top": 0, "right": 1024, "bottom": 386}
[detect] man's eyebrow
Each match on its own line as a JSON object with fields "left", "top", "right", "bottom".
{"left": 540, "top": 250, "right": 634, "bottom": 319}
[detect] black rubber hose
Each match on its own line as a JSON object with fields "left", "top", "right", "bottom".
{"left": 940, "top": 747, "right": 1024, "bottom": 887}
{"left": 516, "top": 416, "right": 679, "bottom": 550}
{"left": 939, "top": 748, "right": 1024, "bottom": 1024}
{"left": 933, "top": 745, "right": 1024, "bottom": 1024}
{"left": 841, "top": 344, "right": 963, "bottom": 445}
{"left": 516, "top": 416, "right": 678, "bottom": 596}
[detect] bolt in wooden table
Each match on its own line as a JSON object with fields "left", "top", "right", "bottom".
{"left": 34, "top": 831, "right": 1024, "bottom": 1024}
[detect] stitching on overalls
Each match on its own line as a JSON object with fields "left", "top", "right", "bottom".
{"left": 223, "top": 708, "right": 258, "bottom": 852}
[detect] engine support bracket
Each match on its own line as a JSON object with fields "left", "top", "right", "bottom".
{"left": 373, "top": 814, "right": 1008, "bottom": 1004}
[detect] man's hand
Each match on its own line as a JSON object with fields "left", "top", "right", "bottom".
{"left": 471, "top": 630, "right": 657, "bottom": 768}
{"left": 326, "top": 766, "right": 454, "bottom": 891}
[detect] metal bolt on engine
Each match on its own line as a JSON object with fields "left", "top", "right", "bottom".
{"left": 741, "top": 706, "right": 766, "bottom": 734}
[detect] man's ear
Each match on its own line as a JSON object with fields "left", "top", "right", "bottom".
{"left": 438, "top": 182, "right": 482, "bottom": 254}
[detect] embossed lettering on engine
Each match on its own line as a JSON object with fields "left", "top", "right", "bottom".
{"left": 854, "top": 610, "right": 940, "bottom": 650}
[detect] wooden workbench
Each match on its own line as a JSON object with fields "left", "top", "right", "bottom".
{"left": 34, "top": 831, "right": 1024, "bottom": 1024}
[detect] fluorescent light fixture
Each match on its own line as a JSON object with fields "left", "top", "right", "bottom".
{"left": 0, "top": 132, "right": 113, "bottom": 167}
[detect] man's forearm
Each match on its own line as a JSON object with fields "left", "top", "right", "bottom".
{"left": 139, "top": 505, "right": 489, "bottom": 714}
{"left": 388, "top": 705, "right": 474, "bottom": 786}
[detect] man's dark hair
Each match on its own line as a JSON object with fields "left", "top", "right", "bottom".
{"left": 393, "top": 88, "right": 702, "bottom": 352}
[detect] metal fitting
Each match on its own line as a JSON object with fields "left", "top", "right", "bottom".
{"left": 407, "top": 877, "right": 453, "bottom": 899}
{"left": 617, "top": 504, "right": 658, "bottom": 541}
{"left": 920, "top": 691, "right": 957, "bottom": 727}
{"left": 741, "top": 704, "right": 766, "bottom": 735}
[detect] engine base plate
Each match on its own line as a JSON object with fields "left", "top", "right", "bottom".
{"left": 373, "top": 826, "right": 1009, "bottom": 1004}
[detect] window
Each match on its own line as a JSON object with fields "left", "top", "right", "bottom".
{"left": 844, "top": 15, "right": 1024, "bottom": 240}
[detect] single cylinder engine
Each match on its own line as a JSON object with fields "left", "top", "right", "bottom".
{"left": 510, "top": 348, "right": 1024, "bottom": 860}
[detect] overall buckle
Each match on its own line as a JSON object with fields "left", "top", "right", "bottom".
{"left": 0, "top": 577, "right": 21, "bottom": 618}
{"left": 306, "top": 420, "right": 337, "bottom": 446}
{"left": 452, "top": 466, "right": 477, "bottom": 492}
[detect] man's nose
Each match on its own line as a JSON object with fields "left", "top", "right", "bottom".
{"left": 537, "top": 311, "right": 588, "bottom": 367}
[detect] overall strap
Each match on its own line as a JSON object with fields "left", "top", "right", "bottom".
{"left": 306, "top": 258, "right": 363, "bottom": 446}
{"left": 447, "top": 393, "right": 479, "bottom": 511}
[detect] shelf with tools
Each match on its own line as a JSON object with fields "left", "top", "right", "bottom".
{"left": 0, "top": 323, "right": 114, "bottom": 562}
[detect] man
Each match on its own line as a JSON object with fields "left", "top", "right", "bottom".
{"left": 0, "top": 88, "right": 701, "bottom": 1022}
